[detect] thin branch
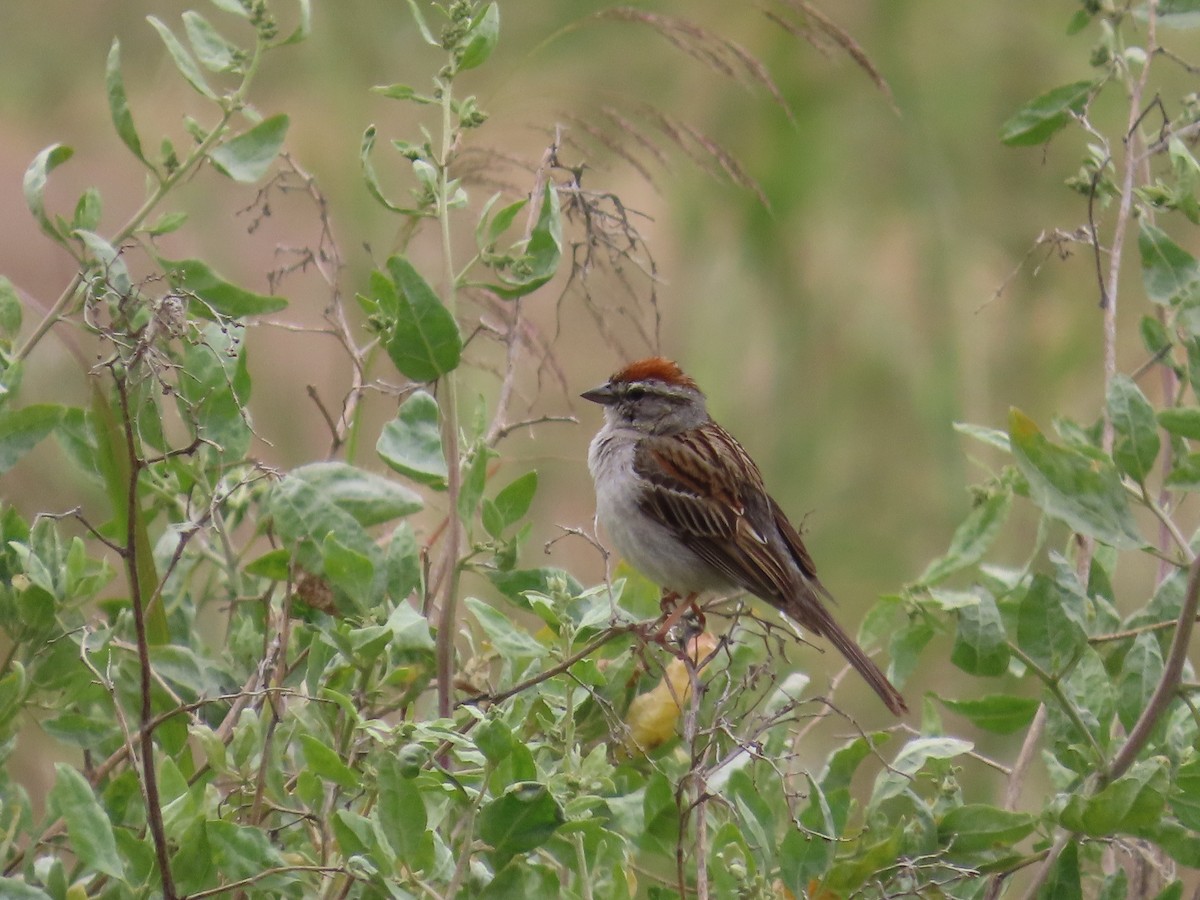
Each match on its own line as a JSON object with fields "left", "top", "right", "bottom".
{"left": 1107, "top": 552, "right": 1200, "bottom": 782}
{"left": 459, "top": 624, "right": 639, "bottom": 707}
{"left": 114, "top": 373, "right": 177, "bottom": 900}
{"left": 187, "top": 865, "right": 349, "bottom": 899}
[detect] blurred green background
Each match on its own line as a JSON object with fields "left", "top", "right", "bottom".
{"left": 2, "top": 0, "right": 1192, "bottom": 790}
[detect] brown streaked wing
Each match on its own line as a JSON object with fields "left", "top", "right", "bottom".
{"left": 768, "top": 497, "right": 827, "bottom": 589}
{"left": 632, "top": 422, "right": 797, "bottom": 601}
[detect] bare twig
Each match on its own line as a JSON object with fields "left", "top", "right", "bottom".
{"left": 459, "top": 624, "right": 639, "bottom": 707}
{"left": 113, "top": 373, "right": 177, "bottom": 900}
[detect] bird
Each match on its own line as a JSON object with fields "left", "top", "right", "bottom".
{"left": 582, "top": 357, "right": 908, "bottom": 716}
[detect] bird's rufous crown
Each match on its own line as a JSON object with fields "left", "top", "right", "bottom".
{"left": 611, "top": 357, "right": 699, "bottom": 390}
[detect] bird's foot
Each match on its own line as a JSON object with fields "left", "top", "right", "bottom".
{"left": 644, "top": 590, "right": 705, "bottom": 644}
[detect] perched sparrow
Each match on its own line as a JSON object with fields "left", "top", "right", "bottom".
{"left": 582, "top": 357, "right": 908, "bottom": 716}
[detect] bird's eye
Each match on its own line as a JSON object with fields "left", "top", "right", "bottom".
{"left": 626, "top": 386, "right": 646, "bottom": 401}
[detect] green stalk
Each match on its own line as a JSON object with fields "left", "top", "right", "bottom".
{"left": 434, "top": 73, "right": 464, "bottom": 719}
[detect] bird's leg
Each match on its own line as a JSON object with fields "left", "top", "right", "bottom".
{"left": 653, "top": 590, "right": 701, "bottom": 641}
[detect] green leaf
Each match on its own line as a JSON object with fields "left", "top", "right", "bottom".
{"left": 42, "top": 712, "right": 118, "bottom": 749}
{"left": 183, "top": 10, "right": 241, "bottom": 72}
{"left": 1157, "top": 406, "right": 1200, "bottom": 439}
{"left": 244, "top": 548, "right": 290, "bottom": 579}
{"left": 75, "top": 230, "right": 132, "bottom": 296}
{"left": 359, "top": 126, "right": 423, "bottom": 214}
{"left": 780, "top": 779, "right": 835, "bottom": 890}
{"left": 159, "top": 256, "right": 287, "bottom": 317}
{"left": 458, "top": 441, "right": 494, "bottom": 523}
{"left": 1060, "top": 757, "right": 1168, "bottom": 835}
{"left": 0, "top": 880, "right": 53, "bottom": 900}
{"left": 919, "top": 488, "right": 1012, "bottom": 585}
{"left": 372, "top": 83, "right": 427, "bottom": 102}
{"left": 1139, "top": 223, "right": 1200, "bottom": 304}
{"left": 490, "top": 471, "right": 537, "bottom": 529}
{"left": 0, "top": 405, "right": 64, "bottom": 475}
{"left": 727, "top": 769, "right": 777, "bottom": 870}
{"left": 1117, "top": 632, "right": 1164, "bottom": 732}
{"left": 938, "top": 804, "right": 1036, "bottom": 854}
{"left": 0, "top": 275, "right": 21, "bottom": 338}
{"left": 1108, "top": 374, "right": 1160, "bottom": 482}
{"left": 941, "top": 694, "right": 1041, "bottom": 734}
{"left": 954, "top": 421, "right": 1012, "bottom": 452}
{"left": 870, "top": 737, "right": 973, "bottom": 807}
{"left": 208, "top": 114, "right": 289, "bottom": 183}
{"left": 207, "top": 820, "right": 289, "bottom": 882}
{"left": 321, "top": 533, "right": 376, "bottom": 607}
{"left": 1141, "top": 314, "right": 1173, "bottom": 357}
{"left": 1009, "top": 408, "right": 1143, "bottom": 549}
{"left": 278, "top": 0, "right": 313, "bottom": 46}
{"left": 72, "top": 188, "right": 102, "bottom": 233}
{"left": 105, "top": 39, "right": 145, "bottom": 163}
{"left": 1152, "top": 884, "right": 1186, "bottom": 900}
{"left": 1099, "top": 871, "right": 1129, "bottom": 900}
{"left": 1155, "top": 0, "right": 1200, "bottom": 28}
{"left": 485, "top": 183, "right": 563, "bottom": 299}
{"left": 209, "top": 0, "right": 251, "bottom": 17}
{"left": 269, "top": 464, "right": 417, "bottom": 581}
{"left": 146, "top": 16, "right": 217, "bottom": 99}
{"left": 49, "top": 764, "right": 125, "bottom": 880}
{"left": 175, "top": 322, "right": 251, "bottom": 458}
{"left": 23, "top": 144, "right": 74, "bottom": 242}
{"left": 1185, "top": 337, "right": 1200, "bottom": 401}
{"left": 466, "top": 596, "right": 547, "bottom": 661}
{"left": 88, "top": 384, "right": 167, "bottom": 644}
{"left": 475, "top": 717, "right": 515, "bottom": 765}
{"left": 146, "top": 210, "right": 188, "bottom": 236}
{"left": 1000, "top": 80, "right": 1094, "bottom": 146}
{"left": 1165, "top": 451, "right": 1200, "bottom": 490}
{"left": 385, "top": 600, "right": 435, "bottom": 654}
{"left": 377, "top": 390, "right": 447, "bottom": 488}
{"left": 377, "top": 755, "right": 431, "bottom": 868}
{"left": 1036, "top": 840, "right": 1082, "bottom": 900}
{"left": 458, "top": 2, "right": 499, "bottom": 71}
{"left": 404, "top": 0, "right": 440, "bottom": 46}
{"left": 270, "top": 481, "right": 370, "bottom": 577}
{"left": 479, "top": 782, "right": 565, "bottom": 867}
{"left": 1017, "top": 574, "right": 1088, "bottom": 674}
{"left": 488, "top": 567, "right": 584, "bottom": 609}
{"left": 283, "top": 462, "right": 423, "bottom": 527}
{"left": 385, "top": 523, "right": 423, "bottom": 606}
{"left": 1139, "top": 819, "right": 1200, "bottom": 868}
{"left": 1172, "top": 758, "right": 1200, "bottom": 830}
{"left": 298, "top": 734, "right": 360, "bottom": 790}
{"left": 951, "top": 591, "right": 1010, "bottom": 676}
{"left": 381, "top": 257, "right": 462, "bottom": 381}
{"left": 477, "top": 194, "right": 526, "bottom": 251}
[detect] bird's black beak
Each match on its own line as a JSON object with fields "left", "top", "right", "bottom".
{"left": 581, "top": 382, "right": 616, "bottom": 405}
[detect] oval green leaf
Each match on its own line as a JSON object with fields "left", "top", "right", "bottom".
{"left": 208, "top": 114, "right": 290, "bottom": 183}
{"left": 1158, "top": 406, "right": 1200, "bottom": 439}
{"left": 479, "top": 781, "right": 565, "bottom": 867}
{"left": 1108, "top": 374, "right": 1160, "bottom": 482}
{"left": 1009, "top": 408, "right": 1143, "bottom": 549}
{"left": 376, "top": 390, "right": 447, "bottom": 488}
{"left": 383, "top": 256, "right": 462, "bottom": 382}
{"left": 159, "top": 256, "right": 287, "bottom": 318}
{"left": 1000, "top": 80, "right": 1094, "bottom": 146}
{"left": 23, "top": 144, "right": 74, "bottom": 242}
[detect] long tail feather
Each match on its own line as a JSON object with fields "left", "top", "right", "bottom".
{"left": 782, "top": 587, "right": 908, "bottom": 716}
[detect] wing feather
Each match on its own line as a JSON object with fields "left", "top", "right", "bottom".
{"left": 632, "top": 423, "right": 795, "bottom": 600}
